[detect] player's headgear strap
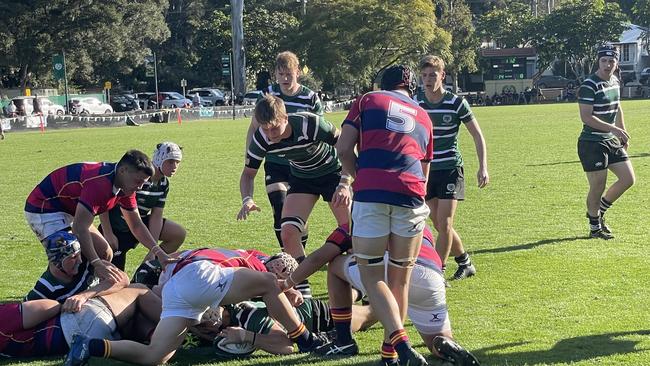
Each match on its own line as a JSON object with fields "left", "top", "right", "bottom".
{"left": 264, "top": 252, "right": 298, "bottom": 279}
{"left": 45, "top": 231, "right": 81, "bottom": 267}
{"left": 597, "top": 44, "right": 619, "bottom": 61}
{"left": 152, "top": 142, "right": 183, "bottom": 168}
{"left": 380, "top": 65, "right": 417, "bottom": 95}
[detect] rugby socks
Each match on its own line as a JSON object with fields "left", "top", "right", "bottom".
{"left": 88, "top": 339, "right": 110, "bottom": 358}
{"left": 455, "top": 252, "right": 471, "bottom": 267}
{"left": 587, "top": 213, "right": 601, "bottom": 232}
{"left": 599, "top": 197, "right": 612, "bottom": 216}
{"left": 288, "top": 323, "right": 314, "bottom": 351}
{"left": 294, "top": 256, "right": 312, "bottom": 299}
{"left": 381, "top": 342, "right": 398, "bottom": 364}
{"left": 389, "top": 329, "right": 412, "bottom": 361}
{"left": 331, "top": 307, "right": 353, "bottom": 344}
{"left": 268, "top": 190, "right": 286, "bottom": 248}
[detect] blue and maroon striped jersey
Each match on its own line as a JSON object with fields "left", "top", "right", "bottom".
{"left": 0, "top": 303, "right": 68, "bottom": 358}
{"left": 25, "top": 162, "right": 137, "bottom": 216}
{"left": 343, "top": 91, "right": 433, "bottom": 208}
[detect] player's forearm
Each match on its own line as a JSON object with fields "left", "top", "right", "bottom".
{"left": 74, "top": 226, "right": 100, "bottom": 262}
{"left": 239, "top": 168, "right": 257, "bottom": 201}
{"left": 131, "top": 223, "right": 158, "bottom": 250}
{"left": 581, "top": 114, "right": 619, "bottom": 133}
{"left": 615, "top": 107, "right": 626, "bottom": 131}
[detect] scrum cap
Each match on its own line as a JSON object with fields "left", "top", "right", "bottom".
{"left": 264, "top": 252, "right": 298, "bottom": 280}
{"left": 380, "top": 65, "right": 417, "bottom": 95}
{"left": 45, "top": 231, "right": 81, "bottom": 267}
{"left": 152, "top": 142, "right": 183, "bottom": 168}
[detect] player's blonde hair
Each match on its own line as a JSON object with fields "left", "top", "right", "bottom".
{"left": 419, "top": 55, "right": 445, "bottom": 71}
{"left": 276, "top": 51, "right": 300, "bottom": 73}
{"left": 254, "top": 94, "right": 288, "bottom": 125}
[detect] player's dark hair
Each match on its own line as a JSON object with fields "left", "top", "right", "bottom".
{"left": 117, "top": 149, "right": 154, "bottom": 176}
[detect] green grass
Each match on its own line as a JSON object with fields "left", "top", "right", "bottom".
{"left": 2, "top": 100, "right": 650, "bottom": 365}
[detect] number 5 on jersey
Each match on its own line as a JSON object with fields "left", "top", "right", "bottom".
{"left": 386, "top": 101, "right": 417, "bottom": 133}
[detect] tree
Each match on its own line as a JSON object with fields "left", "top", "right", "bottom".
{"left": 632, "top": 0, "right": 650, "bottom": 54}
{"left": 0, "top": 0, "right": 170, "bottom": 90}
{"left": 530, "top": 0, "right": 628, "bottom": 81}
{"left": 438, "top": 0, "right": 480, "bottom": 92}
{"left": 476, "top": 0, "right": 535, "bottom": 48}
{"left": 291, "top": 0, "right": 444, "bottom": 92}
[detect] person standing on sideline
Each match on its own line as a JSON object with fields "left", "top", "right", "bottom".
{"left": 335, "top": 65, "right": 433, "bottom": 366}
{"left": 577, "top": 44, "right": 634, "bottom": 239}
{"left": 415, "top": 55, "right": 489, "bottom": 281}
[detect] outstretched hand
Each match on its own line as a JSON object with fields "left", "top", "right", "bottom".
{"left": 237, "top": 199, "right": 261, "bottom": 220}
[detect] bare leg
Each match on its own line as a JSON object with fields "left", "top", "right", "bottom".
{"left": 427, "top": 198, "right": 458, "bottom": 265}
{"left": 387, "top": 233, "right": 422, "bottom": 323}
{"left": 603, "top": 161, "right": 635, "bottom": 203}
{"left": 108, "top": 316, "right": 189, "bottom": 365}
{"left": 280, "top": 193, "right": 318, "bottom": 259}
{"left": 585, "top": 170, "right": 607, "bottom": 217}
{"left": 221, "top": 268, "right": 303, "bottom": 332}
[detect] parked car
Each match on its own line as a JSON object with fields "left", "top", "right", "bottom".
{"left": 187, "top": 88, "right": 227, "bottom": 106}
{"left": 242, "top": 91, "right": 262, "bottom": 105}
{"left": 110, "top": 94, "right": 141, "bottom": 112}
{"left": 11, "top": 96, "right": 65, "bottom": 116}
{"left": 149, "top": 92, "right": 192, "bottom": 108}
{"left": 534, "top": 75, "right": 577, "bottom": 89}
{"left": 135, "top": 92, "right": 157, "bottom": 109}
{"left": 69, "top": 97, "right": 113, "bottom": 115}
{"left": 640, "top": 67, "right": 650, "bottom": 85}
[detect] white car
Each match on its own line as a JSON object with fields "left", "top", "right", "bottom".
{"left": 72, "top": 97, "right": 113, "bottom": 115}
{"left": 11, "top": 96, "right": 65, "bottom": 116}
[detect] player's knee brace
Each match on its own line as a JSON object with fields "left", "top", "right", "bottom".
{"left": 267, "top": 190, "right": 286, "bottom": 226}
{"left": 355, "top": 253, "right": 385, "bottom": 266}
{"left": 281, "top": 216, "right": 306, "bottom": 234}
{"left": 388, "top": 256, "right": 417, "bottom": 268}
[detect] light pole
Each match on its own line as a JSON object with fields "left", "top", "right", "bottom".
{"left": 296, "top": 0, "right": 307, "bottom": 16}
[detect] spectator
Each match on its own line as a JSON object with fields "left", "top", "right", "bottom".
{"left": 32, "top": 94, "right": 42, "bottom": 115}
{"left": 192, "top": 93, "right": 201, "bottom": 108}
{"left": 7, "top": 100, "right": 17, "bottom": 117}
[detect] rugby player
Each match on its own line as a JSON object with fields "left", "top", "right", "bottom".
{"left": 415, "top": 55, "right": 489, "bottom": 281}
{"left": 24, "top": 150, "right": 175, "bottom": 282}
{"left": 335, "top": 65, "right": 433, "bottom": 366}
{"left": 238, "top": 94, "right": 350, "bottom": 299}
{"left": 577, "top": 44, "right": 635, "bottom": 239}
{"left": 100, "top": 142, "right": 186, "bottom": 270}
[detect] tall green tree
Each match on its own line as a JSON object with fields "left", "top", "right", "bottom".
{"left": 476, "top": 0, "right": 534, "bottom": 48}
{"left": 438, "top": 0, "right": 479, "bottom": 92}
{"left": 0, "top": 0, "right": 170, "bottom": 90}
{"left": 530, "top": 0, "right": 628, "bottom": 81}
{"left": 291, "top": 0, "right": 444, "bottom": 92}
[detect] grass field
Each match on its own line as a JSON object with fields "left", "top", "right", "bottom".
{"left": 1, "top": 100, "right": 650, "bottom": 366}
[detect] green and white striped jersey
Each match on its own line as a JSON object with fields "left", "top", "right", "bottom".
{"left": 414, "top": 90, "right": 474, "bottom": 170}
{"left": 578, "top": 74, "right": 620, "bottom": 141}
{"left": 108, "top": 177, "right": 170, "bottom": 233}
{"left": 246, "top": 112, "right": 340, "bottom": 179}
{"left": 258, "top": 84, "right": 324, "bottom": 165}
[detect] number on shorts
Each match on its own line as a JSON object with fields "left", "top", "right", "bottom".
{"left": 386, "top": 101, "right": 417, "bottom": 133}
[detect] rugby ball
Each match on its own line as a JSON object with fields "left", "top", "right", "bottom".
{"left": 213, "top": 335, "right": 256, "bottom": 359}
